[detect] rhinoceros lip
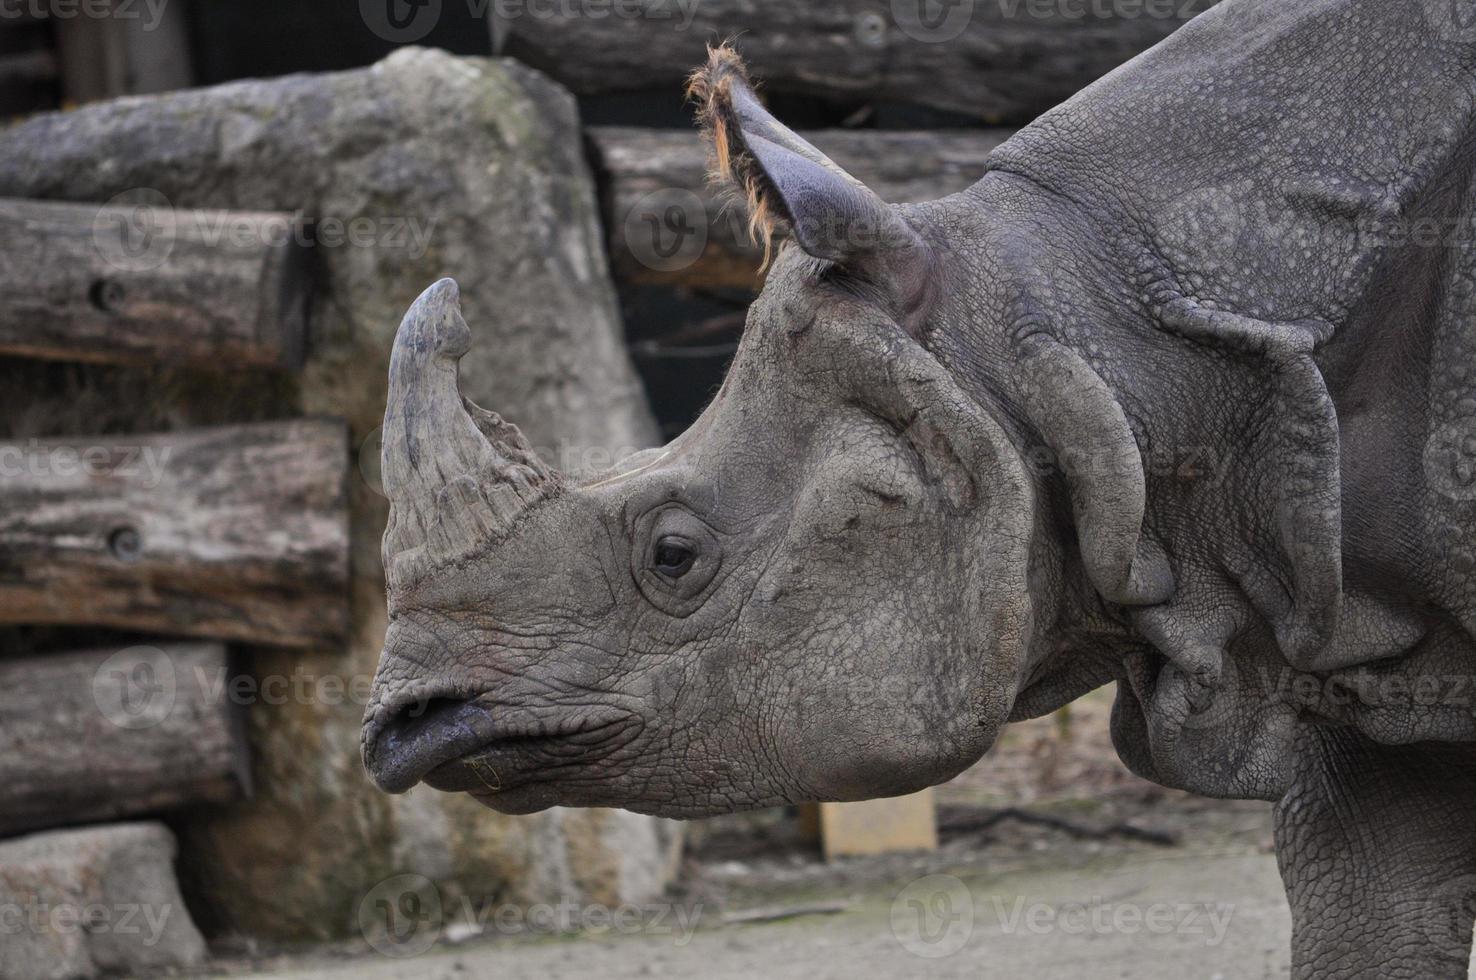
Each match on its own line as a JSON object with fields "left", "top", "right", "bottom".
{"left": 367, "top": 696, "right": 636, "bottom": 795}
{"left": 417, "top": 713, "right": 639, "bottom": 796}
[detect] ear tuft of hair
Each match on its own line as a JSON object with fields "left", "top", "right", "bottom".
{"left": 686, "top": 43, "right": 782, "bottom": 269}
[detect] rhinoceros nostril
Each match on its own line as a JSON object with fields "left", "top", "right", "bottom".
{"left": 363, "top": 695, "right": 498, "bottom": 794}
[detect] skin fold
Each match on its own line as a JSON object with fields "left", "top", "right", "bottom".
{"left": 363, "top": 1, "right": 1476, "bottom": 974}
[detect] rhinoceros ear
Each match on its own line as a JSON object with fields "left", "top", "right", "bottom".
{"left": 688, "top": 45, "right": 936, "bottom": 334}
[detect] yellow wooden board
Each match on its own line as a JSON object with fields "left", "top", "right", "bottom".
{"left": 812, "top": 788, "right": 938, "bottom": 860}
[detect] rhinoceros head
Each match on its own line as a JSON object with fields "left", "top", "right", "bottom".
{"left": 361, "top": 50, "right": 1046, "bottom": 817}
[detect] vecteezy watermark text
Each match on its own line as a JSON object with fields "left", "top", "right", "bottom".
{"left": 92, "top": 189, "right": 438, "bottom": 274}
{"left": 1261, "top": 665, "right": 1476, "bottom": 713}
{"left": 892, "top": 0, "right": 1214, "bottom": 44}
{"left": 0, "top": 440, "right": 172, "bottom": 488}
{"left": 0, "top": 899, "right": 175, "bottom": 948}
{"left": 995, "top": 0, "right": 1214, "bottom": 20}
{"left": 988, "top": 894, "right": 1234, "bottom": 944}
{"left": 0, "top": 0, "right": 170, "bottom": 30}
{"left": 359, "top": 0, "right": 701, "bottom": 43}
{"left": 890, "top": 874, "right": 1235, "bottom": 957}
{"left": 358, "top": 874, "right": 704, "bottom": 957}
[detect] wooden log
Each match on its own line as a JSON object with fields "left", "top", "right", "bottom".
{"left": 51, "top": 0, "right": 128, "bottom": 103}
{"left": 0, "top": 643, "right": 250, "bottom": 836}
{"left": 0, "top": 49, "right": 56, "bottom": 87}
{"left": 590, "top": 126, "right": 1012, "bottom": 289}
{"left": 116, "top": 0, "right": 194, "bottom": 97}
{"left": 0, "top": 14, "right": 60, "bottom": 118}
{"left": 0, "top": 49, "right": 57, "bottom": 118}
{"left": 52, "top": 0, "right": 192, "bottom": 103}
{"left": 0, "top": 420, "right": 349, "bottom": 648}
{"left": 0, "top": 197, "right": 310, "bottom": 369}
{"left": 506, "top": 0, "right": 1223, "bottom": 123}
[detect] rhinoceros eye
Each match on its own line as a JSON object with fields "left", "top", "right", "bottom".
{"left": 632, "top": 501, "right": 722, "bottom": 616}
{"left": 653, "top": 537, "right": 696, "bottom": 577}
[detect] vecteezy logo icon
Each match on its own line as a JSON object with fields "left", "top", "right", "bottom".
{"left": 359, "top": 874, "right": 444, "bottom": 957}
{"left": 358, "top": 426, "right": 385, "bottom": 498}
{"left": 892, "top": 0, "right": 975, "bottom": 43}
{"left": 1412, "top": 874, "right": 1476, "bottom": 957}
{"left": 622, "top": 188, "right": 709, "bottom": 273}
{"left": 360, "top": 0, "right": 443, "bottom": 43}
{"left": 1424, "top": 416, "right": 1476, "bottom": 502}
{"left": 93, "top": 646, "right": 178, "bottom": 730}
{"left": 1417, "top": 0, "right": 1476, "bottom": 43}
{"left": 92, "top": 188, "right": 176, "bottom": 274}
{"left": 890, "top": 873, "right": 975, "bottom": 958}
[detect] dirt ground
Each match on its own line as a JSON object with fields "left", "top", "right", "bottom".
{"left": 189, "top": 691, "right": 1471, "bottom": 980}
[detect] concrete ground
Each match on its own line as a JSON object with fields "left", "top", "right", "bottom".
{"left": 224, "top": 847, "right": 1291, "bottom": 980}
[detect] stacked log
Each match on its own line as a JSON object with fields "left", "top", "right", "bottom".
{"left": 503, "top": 0, "right": 1223, "bottom": 123}
{"left": 0, "top": 421, "right": 350, "bottom": 648}
{"left": 0, "top": 121, "right": 341, "bottom": 980}
{"left": 0, "top": 643, "right": 250, "bottom": 837}
{"left": 0, "top": 198, "right": 310, "bottom": 369}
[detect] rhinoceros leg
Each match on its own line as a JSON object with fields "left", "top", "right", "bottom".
{"left": 1275, "top": 730, "right": 1476, "bottom": 979}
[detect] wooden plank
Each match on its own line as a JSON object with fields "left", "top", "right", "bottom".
{"left": 0, "top": 420, "right": 350, "bottom": 648}
{"left": 505, "top": 1, "right": 1223, "bottom": 124}
{"left": 818, "top": 789, "right": 938, "bottom": 860}
{"left": 118, "top": 0, "right": 193, "bottom": 96}
{"left": 589, "top": 127, "right": 1011, "bottom": 289}
{"left": 0, "top": 48, "right": 56, "bottom": 87}
{"left": 0, "top": 14, "right": 60, "bottom": 118}
{"left": 0, "top": 197, "right": 310, "bottom": 369}
{"left": 0, "top": 48, "right": 57, "bottom": 117}
{"left": 0, "top": 643, "right": 250, "bottom": 836}
{"left": 52, "top": 0, "right": 192, "bottom": 103}
{"left": 51, "top": 0, "right": 128, "bottom": 103}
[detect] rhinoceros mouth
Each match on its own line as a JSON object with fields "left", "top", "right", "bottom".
{"left": 420, "top": 716, "right": 641, "bottom": 796}
{"left": 364, "top": 696, "right": 638, "bottom": 795}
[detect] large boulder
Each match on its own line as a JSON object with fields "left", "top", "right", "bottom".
{"left": 0, "top": 49, "right": 675, "bottom": 940}
{"left": 0, "top": 823, "right": 206, "bottom": 980}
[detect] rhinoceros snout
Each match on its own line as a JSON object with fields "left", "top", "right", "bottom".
{"left": 361, "top": 695, "right": 498, "bottom": 794}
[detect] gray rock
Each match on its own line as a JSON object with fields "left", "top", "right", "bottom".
{"left": 0, "top": 822, "right": 207, "bottom": 980}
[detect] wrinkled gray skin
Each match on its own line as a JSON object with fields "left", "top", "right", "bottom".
{"left": 364, "top": 1, "right": 1476, "bottom": 975}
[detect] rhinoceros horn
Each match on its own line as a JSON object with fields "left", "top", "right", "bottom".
{"left": 380, "top": 278, "right": 563, "bottom": 591}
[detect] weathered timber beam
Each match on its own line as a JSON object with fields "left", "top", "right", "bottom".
{"left": 0, "top": 643, "right": 250, "bottom": 836}
{"left": 0, "top": 49, "right": 56, "bottom": 87}
{"left": 51, "top": 0, "right": 193, "bottom": 103}
{"left": 590, "top": 126, "right": 1012, "bottom": 290}
{"left": 0, "top": 420, "right": 349, "bottom": 648}
{"left": 0, "top": 197, "right": 309, "bottom": 369}
{"left": 506, "top": 0, "right": 1223, "bottom": 123}
{"left": 0, "top": 17, "right": 58, "bottom": 118}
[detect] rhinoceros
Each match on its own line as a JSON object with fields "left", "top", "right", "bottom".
{"left": 363, "top": 0, "right": 1476, "bottom": 974}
